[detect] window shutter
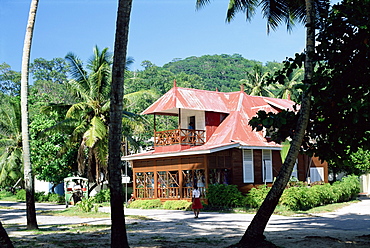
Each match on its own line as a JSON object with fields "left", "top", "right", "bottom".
{"left": 243, "top": 150, "right": 254, "bottom": 183}
{"left": 262, "top": 150, "right": 273, "bottom": 183}
{"left": 291, "top": 160, "right": 298, "bottom": 179}
{"left": 310, "top": 167, "right": 324, "bottom": 182}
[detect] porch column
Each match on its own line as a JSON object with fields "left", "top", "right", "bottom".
{"left": 179, "top": 168, "right": 183, "bottom": 199}
{"left": 178, "top": 108, "right": 181, "bottom": 129}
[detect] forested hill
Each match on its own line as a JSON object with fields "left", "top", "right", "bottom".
{"left": 163, "top": 54, "right": 261, "bottom": 92}
{"left": 125, "top": 54, "right": 284, "bottom": 95}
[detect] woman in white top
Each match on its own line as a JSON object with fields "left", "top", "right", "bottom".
{"left": 192, "top": 185, "right": 203, "bottom": 218}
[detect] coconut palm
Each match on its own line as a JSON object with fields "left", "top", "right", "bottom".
{"left": 64, "top": 46, "right": 112, "bottom": 185}
{"left": 241, "top": 64, "right": 275, "bottom": 97}
{"left": 109, "top": 0, "right": 133, "bottom": 247}
{"left": 21, "top": 0, "right": 39, "bottom": 230}
{"left": 196, "top": 0, "right": 321, "bottom": 246}
{"left": 274, "top": 67, "right": 304, "bottom": 102}
{"left": 0, "top": 98, "right": 23, "bottom": 188}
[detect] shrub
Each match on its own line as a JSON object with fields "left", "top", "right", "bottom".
{"left": 127, "top": 199, "right": 162, "bottom": 209}
{"left": 280, "top": 175, "right": 360, "bottom": 211}
{"left": 0, "top": 190, "right": 13, "bottom": 199}
{"left": 207, "top": 184, "right": 246, "bottom": 208}
{"left": 280, "top": 186, "right": 301, "bottom": 210}
{"left": 76, "top": 197, "right": 98, "bottom": 212}
{"left": 46, "top": 193, "right": 64, "bottom": 203}
{"left": 162, "top": 200, "right": 192, "bottom": 210}
{"left": 94, "top": 189, "right": 110, "bottom": 203}
{"left": 34, "top": 192, "right": 64, "bottom": 203}
{"left": 245, "top": 185, "right": 270, "bottom": 208}
{"left": 16, "top": 189, "right": 26, "bottom": 201}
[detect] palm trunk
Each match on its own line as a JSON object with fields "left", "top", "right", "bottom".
{"left": 109, "top": 0, "right": 132, "bottom": 247}
{"left": 0, "top": 221, "right": 14, "bottom": 248}
{"left": 21, "top": 0, "right": 39, "bottom": 230}
{"left": 237, "top": 0, "right": 315, "bottom": 246}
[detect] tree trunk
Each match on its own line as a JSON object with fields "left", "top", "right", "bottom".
{"left": 237, "top": 0, "right": 315, "bottom": 247}
{"left": 0, "top": 221, "right": 14, "bottom": 248}
{"left": 21, "top": 0, "right": 39, "bottom": 230}
{"left": 109, "top": 0, "right": 132, "bottom": 247}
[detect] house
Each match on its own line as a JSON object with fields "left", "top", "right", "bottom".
{"left": 122, "top": 83, "right": 328, "bottom": 200}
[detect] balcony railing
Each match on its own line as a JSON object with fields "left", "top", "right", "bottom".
{"left": 154, "top": 129, "right": 205, "bottom": 146}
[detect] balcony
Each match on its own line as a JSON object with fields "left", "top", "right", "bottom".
{"left": 154, "top": 129, "right": 205, "bottom": 147}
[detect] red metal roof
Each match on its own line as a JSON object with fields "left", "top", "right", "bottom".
{"left": 126, "top": 86, "right": 297, "bottom": 160}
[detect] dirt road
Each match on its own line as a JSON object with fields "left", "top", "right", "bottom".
{"left": 1, "top": 199, "right": 370, "bottom": 247}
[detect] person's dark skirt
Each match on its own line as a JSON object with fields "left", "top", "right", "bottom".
{"left": 192, "top": 198, "right": 203, "bottom": 209}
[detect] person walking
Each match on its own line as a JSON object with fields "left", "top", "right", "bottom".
{"left": 192, "top": 185, "right": 203, "bottom": 218}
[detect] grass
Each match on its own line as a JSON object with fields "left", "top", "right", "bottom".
{"left": 0, "top": 195, "right": 18, "bottom": 201}
{"left": 37, "top": 207, "right": 111, "bottom": 218}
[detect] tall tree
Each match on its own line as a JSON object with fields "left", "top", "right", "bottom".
{"left": 21, "top": 0, "right": 39, "bottom": 230}
{"left": 109, "top": 0, "right": 133, "bottom": 247}
{"left": 240, "top": 1, "right": 315, "bottom": 245}
{"left": 63, "top": 46, "right": 112, "bottom": 185}
{"left": 196, "top": 0, "right": 324, "bottom": 246}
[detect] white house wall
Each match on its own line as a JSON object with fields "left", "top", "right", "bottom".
{"left": 180, "top": 110, "right": 205, "bottom": 130}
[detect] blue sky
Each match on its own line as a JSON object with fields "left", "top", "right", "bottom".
{"left": 1, "top": 0, "right": 340, "bottom": 72}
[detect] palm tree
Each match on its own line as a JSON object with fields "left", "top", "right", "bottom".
{"left": 109, "top": 0, "right": 133, "bottom": 247}
{"left": 196, "top": 0, "right": 319, "bottom": 246}
{"left": 0, "top": 98, "right": 23, "bottom": 188}
{"left": 20, "top": 0, "right": 39, "bottom": 230}
{"left": 274, "top": 67, "right": 304, "bottom": 102}
{"left": 64, "top": 46, "right": 112, "bottom": 185}
{"left": 241, "top": 64, "right": 275, "bottom": 97}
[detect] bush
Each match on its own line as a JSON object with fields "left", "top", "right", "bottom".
{"left": 46, "top": 193, "right": 64, "bottom": 203}
{"left": 245, "top": 185, "right": 270, "bottom": 208}
{"left": 94, "top": 189, "right": 110, "bottom": 203}
{"left": 16, "top": 189, "right": 26, "bottom": 201}
{"left": 127, "top": 199, "right": 162, "bottom": 209}
{"left": 207, "top": 184, "right": 246, "bottom": 208}
{"left": 76, "top": 197, "right": 98, "bottom": 212}
{"left": 162, "top": 200, "right": 192, "bottom": 210}
{"left": 0, "top": 190, "right": 14, "bottom": 199}
{"left": 34, "top": 192, "right": 64, "bottom": 203}
{"left": 280, "top": 175, "right": 360, "bottom": 211}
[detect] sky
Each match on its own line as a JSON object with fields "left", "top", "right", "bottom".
{"left": 1, "top": 0, "right": 340, "bottom": 72}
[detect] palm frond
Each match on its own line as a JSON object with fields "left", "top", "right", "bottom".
{"left": 84, "top": 116, "right": 107, "bottom": 148}
{"left": 66, "top": 102, "right": 89, "bottom": 119}
{"left": 227, "top": 0, "right": 259, "bottom": 22}
{"left": 66, "top": 79, "right": 91, "bottom": 101}
{"left": 196, "top": 0, "right": 212, "bottom": 9}
{"left": 65, "top": 52, "right": 89, "bottom": 84}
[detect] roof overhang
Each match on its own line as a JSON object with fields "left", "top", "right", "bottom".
{"left": 239, "top": 146, "right": 282, "bottom": 151}
{"left": 122, "top": 142, "right": 282, "bottom": 161}
{"left": 122, "top": 143, "right": 240, "bottom": 161}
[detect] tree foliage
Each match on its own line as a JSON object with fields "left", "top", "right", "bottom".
{"left": 0, "top": 63, "right": 21, "bottom": 96}
{"left": 30, "top": 112, "right": 77, "bottom": 190}
{"left": 249, "top": 0, "right": 370, "bottom": 175}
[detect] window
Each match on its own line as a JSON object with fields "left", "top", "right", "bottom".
{"left": 243, "top": 150, "right": 254, "bottom": 183}
{"left": 262, "top": 150, "right": 273, "bottom": 183}
{"left": 310, "top": 167, "right": 324, "bottom": 183}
